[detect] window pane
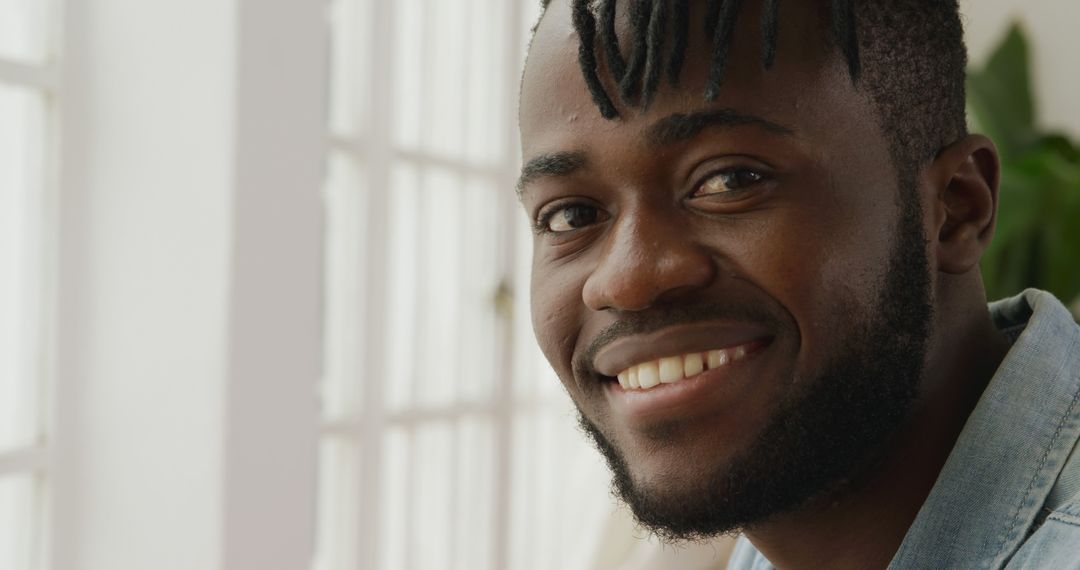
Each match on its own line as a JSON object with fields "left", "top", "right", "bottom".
{"left": 378, "top": 420, "right": 495, "bottom": 570}
{"left": 455, "top": 177, "right": 499, "bottom": 404}
{"left": 453, "top": 417, "right": 495, "bottom": 570}
{"left": 384, "top": 165, "right": 501, "bottom": 411}
{"left": 390, "top": 0, "right": 509, "bottom": 163}
{"left": 421, "top": 0, "right": 467, "bottom": 159}
{"left": 411, "top": 423, "right": 454, "bottom": 570}
{"left": 384, "top": 163, "right": 420, "bottom": 411}
{"left": 327, "top": 0, "right": 371, "bottom": 137}
{"left": 322, "top": 153, "right": 366, "bottom": 418}
{"left": 0, "top": 84, "right": 44, "bottom": 454}
{"left": 391, "top": 0, "right": 423, "bottom": 149}
{"left": 415, "top": 167, "right": 463, "bottom": 409}
{"left": 379, "top": 428, "right": 410, "bottom": 570}
{"left": 312, "top": 438, "right": 360, "bottom": 570}
{"left": 0, "top": 0, "right": 48, "bottom": 63}
{"left": 0, "top": 474, "right": 41, "bottom": 570}
{"left": 463, "top": 0, "right": 507, "bottom": 164}
{"left": 510, "top": 408, "right": 616, "bottom": 570}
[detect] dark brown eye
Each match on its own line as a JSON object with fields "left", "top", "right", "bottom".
{"left": 546, "top": 204, "right": 601, "bottom": 233}
{"left": 696, "top": 169, "right": 765, "bottom": 196}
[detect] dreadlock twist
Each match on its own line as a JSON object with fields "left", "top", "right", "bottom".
{"left": 536, "top": 0, "right": 969, "bottom": 185}
{"left": 561, "top": 0, "right": 862, "bottom": 116}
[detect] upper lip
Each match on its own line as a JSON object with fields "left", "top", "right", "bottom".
{"left": 592, "top": 321, "right": 774, "bottom": 377}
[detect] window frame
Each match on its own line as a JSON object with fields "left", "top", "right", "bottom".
{"left": 315, "top": 0, "right": 559, "bottom": 568}
{"left": 0, "top": 0, "right": 63, "bottom": 568}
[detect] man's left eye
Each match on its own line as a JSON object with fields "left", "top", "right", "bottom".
{"left": 694, "top": 169, "right": 766, "bottom": 197}
{"left": 543, "top": 204, "right": 604, "bottom": 233}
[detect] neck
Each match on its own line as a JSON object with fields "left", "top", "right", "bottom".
{"left": 743, "top": 288, "right": 1012, "bottom": 569}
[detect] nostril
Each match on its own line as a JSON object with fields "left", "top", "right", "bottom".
{"left": 583, "top": 251, "right": 717, "bottom": 313}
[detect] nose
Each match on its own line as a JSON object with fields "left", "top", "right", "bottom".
{"left": 582, "top": 208, "right": 716, "bottom": 312}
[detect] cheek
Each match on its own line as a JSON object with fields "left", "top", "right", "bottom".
{"left": 723, "top": 202, "right": 897, "bottom": 369}
{"left": 530, "top": 259, "right": 588, "bottom": 384}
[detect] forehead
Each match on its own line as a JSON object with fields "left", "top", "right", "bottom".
{"left": 519, "top": 0, "right": 877, "bottom": 159}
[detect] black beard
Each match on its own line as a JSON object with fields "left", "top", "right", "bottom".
{"left": 577, "top": 196, "right": 933, "bottom": 542}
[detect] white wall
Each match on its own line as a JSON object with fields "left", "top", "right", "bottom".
{"left": 222, "top": 0, "right": 325, "bottom": 568}
{"left": 53, "top": 0, "right": 235, "bottom": 567}
{"left": 52, "top": 0, "right": 324, "bottom": 569}
{"left": 963, "top": 0, "right": 1080, "bottom": 138}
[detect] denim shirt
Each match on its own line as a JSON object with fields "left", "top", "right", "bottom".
{"left": 728, "top": 289, "right": 1080, "bottom": 569}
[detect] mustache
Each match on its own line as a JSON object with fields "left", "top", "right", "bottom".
{"left": 577, "top": 301, "right": 786, "bottom": 376}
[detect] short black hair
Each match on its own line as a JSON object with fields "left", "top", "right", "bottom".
{"left": 536, "top": 0, "right": 969, "bottom": 182}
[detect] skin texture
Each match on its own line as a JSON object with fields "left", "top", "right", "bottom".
{"left": 520, "top": 1, "right": 1011, "bottom": 568}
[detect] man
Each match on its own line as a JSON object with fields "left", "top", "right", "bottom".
{"left": 516, "top": 1, "right": 1080, "bottom": 568}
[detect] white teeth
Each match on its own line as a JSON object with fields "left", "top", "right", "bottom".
{"left": 707, "top": 350, "right": 724, "bottom": 369}
{"left": 615, "top": 344, "right": 755, "bottom": 392}
{"left": 684, "top": 353, "right": 704, "bottom": 378}
{"left": 659, "top": 357, "right": 683, "bottom": 383}
{"left": 638, "top": 362, "right": 660, "bottom": 389}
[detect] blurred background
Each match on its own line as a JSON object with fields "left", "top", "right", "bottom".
{"left": 0, "top": 1, "right": 1077, "bottom": 569}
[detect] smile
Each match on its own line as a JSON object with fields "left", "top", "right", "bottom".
{"left": 616, "top": 343, "right": 756, "bottom": 391}
{"left": 600, "top": 335, "right": 775, "bottom": 423}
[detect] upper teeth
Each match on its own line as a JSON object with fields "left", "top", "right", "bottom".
{"left": 616, "top": 345, "right": 750, "bottom": 391}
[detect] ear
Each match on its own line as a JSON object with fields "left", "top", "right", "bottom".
{"left": 925, "top": 135, "right": 1000, "bottom": 275}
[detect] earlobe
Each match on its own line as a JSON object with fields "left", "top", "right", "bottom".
{"left": 930, "top": 135, "right": 1000, "bottom": 275}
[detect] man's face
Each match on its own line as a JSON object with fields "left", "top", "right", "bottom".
{"left": 519, "top": 1, "right": 933, "bottom": 538}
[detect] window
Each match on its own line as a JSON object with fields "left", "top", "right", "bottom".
{"left": 0, "top": 0, "right": 59, "bottom": 568}
{"left": 315, "top": 1, "right": 616, "bottom": 569}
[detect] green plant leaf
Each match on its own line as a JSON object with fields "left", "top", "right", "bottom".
{"left": 993, "top": 164, "right": 1043, "bottom": 245}
{"left": 1039, "top": 218, "right": 1080, "bottom": 301}
{"left": 971, "top": 23, "right": 1080, "bottom": 305}
{"left": 1035, "top": 133, "right": 1080, "bottom": 163}
{"left": 967, "top": 23, "right": 1037, "bottom": 158}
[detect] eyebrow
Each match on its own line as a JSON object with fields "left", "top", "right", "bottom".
{"left": 646, "top": 108, "right": 795, "bottom": 147}
{"left": 517, "top": 151, "right": 587, "bottom": 196}
{"left": 516, "top": 108, "right": 795, "bottom": 195}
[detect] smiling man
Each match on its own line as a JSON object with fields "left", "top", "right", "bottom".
{"left": 518, "top": 1, "right": 1080, "bottom": 568}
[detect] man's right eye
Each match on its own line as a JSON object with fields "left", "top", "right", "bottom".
{"left": 539, "top": 204, "right": 604, "bottom": 233}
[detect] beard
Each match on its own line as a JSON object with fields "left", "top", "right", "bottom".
{"left": 576, "top": 195, "right": 934, "bottom": 542}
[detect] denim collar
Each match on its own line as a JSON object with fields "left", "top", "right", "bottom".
{"left": 888, "top": 289, "right": 1080, "bottom": 569}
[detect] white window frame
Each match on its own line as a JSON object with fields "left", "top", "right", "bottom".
{"left": 316, "top": 1, "right": 621, "bottom": 569}
{"left": 318, "top": 0, "right": 530, "bottom": 568}
{"left": 0, "top": 0, "right": 62, "bottom": 568}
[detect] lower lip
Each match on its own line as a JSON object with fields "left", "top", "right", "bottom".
{"left": 603, "top": 338, "right": 772, "bottom": 422}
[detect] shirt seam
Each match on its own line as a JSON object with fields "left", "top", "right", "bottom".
{"left": 1060, "top": 499, "right": 1080, "bottom": 518}
{"left": 992, "top": 345, "right": 1080, "bottom": 564}
{"left": 1046, "top": 511, "right": 1080, "bottom": 527}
